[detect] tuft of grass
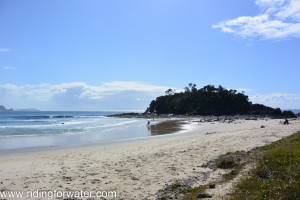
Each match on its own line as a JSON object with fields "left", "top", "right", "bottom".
{"left": 215, "top": 153, "right": 238, "bottom": 169}
{"left": 214, "top": 151, "right": 247, "bottom": 170}
{"left": 170, "top": 181, "right": 182, "bottom": 191}
{"left": 181, "top": 151, "right": 248, "bottom": 200}
{"left": 230, "top": 131, "right": 300, "bottom": 200}
{"left": 223, "top": 165, "right": 243, "bottom": 182}
{"left": 157, "top": 181, "right": 193, "bottom": 200}
{"left": 182, "top": 185, "right": 207, "bottom": 200}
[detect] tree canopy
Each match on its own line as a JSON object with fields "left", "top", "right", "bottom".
{"left": 146, "top": 84, "right": 296, "bottom": 118}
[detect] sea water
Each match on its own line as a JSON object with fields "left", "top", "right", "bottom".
{"left": 0, "top": 111, "right": 150, "bottom": 150}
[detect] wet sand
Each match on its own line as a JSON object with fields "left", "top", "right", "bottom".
{"left": 149, "top": 120, "right": 187, "bottom": 135}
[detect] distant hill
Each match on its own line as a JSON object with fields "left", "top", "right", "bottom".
{"left": 146, "top": 84, "right": 296, "bottom": 118}
{"left": 14, "top": 108, "right": 40, "bottom": 112}
{"left": 0, "top": 105, "right": 40, "bottom": 112}
{"left": 0, "top": 105, "right": 13, "bottom": 112}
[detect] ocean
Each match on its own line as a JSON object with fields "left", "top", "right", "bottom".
{"left": 0, "top": 111, "right": 151, "bottom": 151}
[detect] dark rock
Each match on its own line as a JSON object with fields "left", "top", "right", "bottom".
{"left": 197, "top": 193, "right": 212, "bottom": 198}
{"left": 131, "top": 177, "right": 139, "bottom": 181}
{"left": 259, "top": 173, "right": 270, "bottom": 179}
{"left": 209, "top": 183, "right": 216, "bottom": 189}
{"left": 261, "top": 125, "right": 265, "bottom": 128}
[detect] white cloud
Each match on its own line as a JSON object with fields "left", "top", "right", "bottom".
{"left": 3, "top": 66, "right": 16, "bottom": 70}
{"left": 0, "top": 48, "right": 11, "bottom": 53}
{"left": 274, "top": 0, "right": 300, "bottom": 20}
{"left": 0, "top": 81, "right": 171, "bottom": 111}
{"left": 250, "top": 93, "right": 300, "bottom": 108}
{"left": 212, "top": 0, "right": 300, "bottom": 40}
{"left": 1, "top": 82, "right": 299, "bottom": 110}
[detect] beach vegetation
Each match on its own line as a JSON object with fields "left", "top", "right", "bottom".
{"left": 158, "top": 151, "right": 248, "bottom": 200}
{"left": 179, "top": 132, "right": 300, "bottom": 199}
{"left": 157, "top": 181, "right": 193, "bottom": 200}
{"left": 230, "top": 131, "right": 300, "bottom": 200}
{"left": 215, "top": 153, "right": 237, "bottom": 169}
{"left": 182, "top": 185, "right": 207, "bottom": 200}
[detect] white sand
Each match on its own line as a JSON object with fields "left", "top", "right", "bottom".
{"left": 0, "top": 118, "right": 299, "bottom": 199}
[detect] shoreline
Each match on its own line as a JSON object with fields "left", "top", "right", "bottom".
{"left": 0, "top": 117, "right": 191, "bottom": 151}
{"left": 107, "top": 112, "right": 295, "bottom": 120}
{"left": 0, "top": 118, "right": 299, "bottom": 199}
{"left": 0, "top": 119, "right": 192, "bottom": 156}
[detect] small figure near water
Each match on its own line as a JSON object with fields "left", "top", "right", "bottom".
{"left": 284, "top": 118, "right": 289, "bottom": 125}
{"left": 147, "top": 121, "right": 151, "bottom": 126}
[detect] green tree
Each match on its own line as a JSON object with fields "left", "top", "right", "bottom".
{"left": 165, "top": 88, "right": 175, "bottom": 95}
{"left": 146, "top": 84, "right": 296, "bottom": 118}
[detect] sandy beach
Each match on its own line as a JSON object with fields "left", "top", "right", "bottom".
{"left": 0, "top": 118, "right": 300, "bottom": 199}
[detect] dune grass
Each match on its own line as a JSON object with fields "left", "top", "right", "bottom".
{"left": 230, "top": 131, "right": 300, "bottom": 200}
{"left": 181, "top": 151, "right": 247, "bottom": 200}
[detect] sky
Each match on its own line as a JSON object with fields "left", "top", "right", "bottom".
{"left": 1, "top": 0, "right": 300, "bottom": 111}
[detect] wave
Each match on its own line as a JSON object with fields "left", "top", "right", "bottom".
{"left": 0, "top": 119, "right": 141, "bottom": 138}
{"left": 13, "top": 115, "right": 74, "bottom": 120}
{"left": 73, "top": 116, "right": 104, "bottom": 118}
{"left": 2, "top": 115, "right": 107, "bottom": 121}
{"left": 1, "top": 119, "right": 137, "bottom": 129}
{"left": 0, "top": 120, "right": 90, "bottom": 129}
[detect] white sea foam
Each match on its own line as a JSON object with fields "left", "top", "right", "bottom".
{"left": 0, "top": 111, "right": 153, "bottom": 151}
{"left": 0, "top": 111, "right": 142, "bottom": 138}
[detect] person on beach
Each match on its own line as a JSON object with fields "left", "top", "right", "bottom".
{"left": 147, "top": 121, "right": 150, "bottom": 126}
{"left": 284, "top": 118, "right": 289, "bottom": 125}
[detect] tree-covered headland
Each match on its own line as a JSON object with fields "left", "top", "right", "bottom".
{"left": 146, "top": 84, "right": 296, "bottom": 118}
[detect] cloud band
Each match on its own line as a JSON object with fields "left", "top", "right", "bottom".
{"left": 212, "top": 0, "right": 300, "bottom": 40}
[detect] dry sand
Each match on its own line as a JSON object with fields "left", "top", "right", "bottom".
{"left": 0, "top": 118, "right": 299, "bottom": 199}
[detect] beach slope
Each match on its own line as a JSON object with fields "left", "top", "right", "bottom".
{"left": 0, "top": 118, "right": 299, "bottom": 199}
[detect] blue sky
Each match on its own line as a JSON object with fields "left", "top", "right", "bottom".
{"left": 1, "top": 0, "right": 300, "bottom": 111}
